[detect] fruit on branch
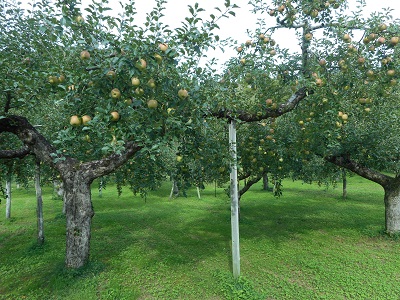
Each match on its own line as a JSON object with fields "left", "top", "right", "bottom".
{"left": 136, "top": 59, "right": 147, "bottom": 71}
{"left": 131, "top": 77, "right": 140, "bottom": 87}
{"left": 147, "top": 99, "right": 158, "bottom": 109}
{"left": 80, "top": 50, "right": 90, "bottom": 60}
{"left": 154, "top": 54, "right": 162, "bottom": 64}
{"left": 110, "top": 111, "right": 120, "bottom": 121}
{"left": 390, "top": 36, "right": 399, "bottom": 46}
{"left": 148, "top": 79, "right": 156, "bottom": 88}
{"left": 75, "top": 15, "right": 84, "bottom": 23}
{"left": 343, "top": 34, "right": 351, "bottom": 43}
{"left": 236, "top": 46, "right": 243, "bottom": 53}
{"left": 111, "top": 88, "right": 121, "bottom": 99}
{"left": 82, "top": 115, "right": 91, "bottom": 125}
{"left": 106, "top": 70, "right": 117, "bottom": 80}
{"left": 135, "top": 88, "right": 144, "bottom": 96}
{"left": 304, "top": 33, "right": 313, "bottom": 41}
{"left": 48, "top": 76, "right": 59, "bottom": 85}
{"left": 159, "top": 43, "right": 168, "bottom": 52}
{"left": 178, "top": 89, "right": 189, "bottom": 99}
{"left": 70, "top": 115, "right": 81, "bottom": 126}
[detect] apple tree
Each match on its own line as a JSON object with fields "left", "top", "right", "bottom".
{"left": 243, "top": 0, "right": 400, "bottom": 234}
{"left": 0, "top": 0, "right": 243, "bottom": 268}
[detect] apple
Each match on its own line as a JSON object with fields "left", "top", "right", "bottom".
{"left": 218, "top": 166, "right": 225, "bottom": 173}
{"left": 178, "top": 89, "right": 189, "bottom": 99}
{"left": 277, "top": 5, "right": 285, "bottom": 12}
{"left": 236, "top": 46, "right": 243, "bottom": 53}
{"left": 310, "top": 9, "right": 319, "bottom": 18}
{"left": 343, "top": 33, "right": 351, "bottom": 43}
{"left": 80, "top": 50, "right": 90, "bottom": 60}
{"left": 154, "top": 53, "right": 162, "bottom": 64}
{"left": 269, "top": 49, "right": 277, "bottom": 56}
{"left": 81, "top": 115, "right": 91, "bottom": 125}
{"left": 131, "top": 77, "right": 140, "bottom": 86}
{"left": 366, "top": 70, "right": 374, "bottom": 77}
{"left": 265, "top": 99, "right": 273, "bottom": 106}
{"left": 358, "top": 98, "right": 367, "bottom": 104}
{"left": 148, "top": 79, "right": 156, "bottom": 88}
{"left": 245, "top": 40, "right": 252, "bottom": 46}
{"left": 298, "top": 120, "right": 304, "bottom": 126}
{"left": 364, "top": 107, "right": 371, "bottom": 113}
{"left": 240, "top": 58, "right": 246, "bottom": 65}
{"left": 75, "top": 15, "right": 84, "bottom": 23}
{"left": 110, "top": 111, "right": 120, "bottom": 121}
{"left": 363, "top": 37, "right": 370, "bottom": 44}
{"left": 135, "top": 88, "right": 144, "bottom": 96}
{"left": 338, "top": 111, "right": 343, "bottom": 117}
{"left": 390, "top": 79, "right": 397, "bottom": 86}
{"left": 303, "top": 33, "right": 313, "bottom": 41}
{"left": 176, "top": 155, "right": 183, "bottom": 162}
{"left": 269, "top": 9, "right": 276, "bottom": 16}
{"left": 341, "top": 114, "right": 348, "bottom": 121}
{"left": 167, "top": 108, "right": 175, "bottom": 114}
{"left": 387, "top": 70, "right": 395, "bottom": 77}
{"left": 263, "top": 37, "right": 270, "bottom": 43}
{"left": 357, "top": 57, "right": 365, "bottom": 64}
{"left": 319, "top": 59, "right": 327, "bottom": 66}
{"left": 70, "top": 115, "right": 81, "bottom": 126}
{"left": 159, "top": 43, "right": 168, "bottom": 52}
{"left": 124, "top": 98, "right": 133, "bottom": 105}
{"left": 377, "top": 37, "right": 386, "bottom": 44}
{"left": 136, "top": 59, "right": 147, "bottom": 71}
{"left": 378, "top": 23, "right": 387, "bottom": 31}
{"left": 48, "top": 76, "right": 59, "bottom": 85}
{"left": 315, "top": 78, "right": 324, "bottom": 87}
{"left": 259, "top": 33, "right": 265, "bottom": 39}
{"left": 110, "top": 88, "right": 121, "bottom": 99}
{"left": 147, "top": 99, "right": 158, "bottom": 109}
{"left": 58, "top": 75, "right": 65, "bottom": 83}
{"left": 106, "top": 70, "right": 116, "bottom": 80}
{"left": 368, "top": 45, "right": 375, "bottom": 52}
{"left": 390, "top": 36, "right": 399, "bottom": 46}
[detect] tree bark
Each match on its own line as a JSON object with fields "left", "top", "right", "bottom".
{"left": 384, "top": 183, "right": 400, "bottom": 234}
{"left": 63, "top": 171, "right": 94, "bottom": 268}
{"left": 35, "top": 159, "right": 44, "bottom": 245}
{"left": 342, "top": 169, "right": 347, "bottom": 199}
{"left": 262, "top": 172, "right": 269, "bottom": 191}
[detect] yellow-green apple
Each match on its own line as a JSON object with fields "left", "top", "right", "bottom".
{"left": 110, "top": 88, "right": 121, "bottom": 99}
{"left": 147, "top": 99, "right": 158, "bottom": 109}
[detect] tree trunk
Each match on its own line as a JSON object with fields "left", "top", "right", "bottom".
{"left": 342, "top": 169, "right": 347, "bottom": 199}
{"left": 63, "top": 171, "right": 94, "bottom": 268}
{"left": 35, "top": 159, "right": 45, "bottom": 245}
{"left": 262, "top": 172, "right": 269, "bottom": 191}
{"left": 384, "top": 184, "right": 400, "bottom": 235}
{"left": 5, "top": 177, "right": 11, "bottom": 219}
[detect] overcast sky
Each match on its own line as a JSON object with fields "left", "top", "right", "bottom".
{"left": 85, "top": 0, "right": 400, "bottom": 63}
{"left": 20, "top": 0, "right": 400, "bottom": 64}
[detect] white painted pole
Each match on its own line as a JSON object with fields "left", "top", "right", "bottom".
{"left": 229, "top": 119, "right": 240, "bottom": 279}
{"left": 5, "top": 178, "right": 11, "bottom": 219}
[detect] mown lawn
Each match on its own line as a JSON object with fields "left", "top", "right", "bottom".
{"left": 1, "top": 176, "right": 399, "bottom": 299}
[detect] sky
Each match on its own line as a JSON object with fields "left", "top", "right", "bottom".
{"left": 19, "top": 0, "right": 400, "bottom": 64}
{"left": 81, "top": 0, "right": 400, "bottom": 64}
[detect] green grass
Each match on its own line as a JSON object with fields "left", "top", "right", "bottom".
{"left": 1, "top": 176, "right": 399, "bottom": 299}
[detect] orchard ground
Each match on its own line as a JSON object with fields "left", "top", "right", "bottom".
{"left": 1, "top": 176, "right": 400, "bottom": 299}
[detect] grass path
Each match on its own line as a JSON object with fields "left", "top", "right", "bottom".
{"left": 1, "top": 176, "right": 399, "bottom": 299}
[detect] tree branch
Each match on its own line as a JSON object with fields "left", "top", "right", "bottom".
{"left": 0, "top": 146, "right": 30, "bottom": 159}
{"left": 210, "top": 87, "right": 312, "bottom": 122}
{"left": 82, "top": 141, "right": 142, "bottom": 180}
{"left": 324, "top": 154, "right": 393, "bottom": 187}
{"left": 239, "top": 174, "right": 262, "bottom": 198}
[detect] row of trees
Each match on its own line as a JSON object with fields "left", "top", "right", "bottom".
{"left": 1, "top": 0, "right": 400, "bottom": 269}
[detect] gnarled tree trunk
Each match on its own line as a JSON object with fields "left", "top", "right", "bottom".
{"left": 63, "top": 171, "right": 94, "bottom": 268}
{"left": 384, "top": 184, "right": 400, "bottom": 234}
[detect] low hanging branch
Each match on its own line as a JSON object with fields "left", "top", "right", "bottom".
{"left": 239, "top": 175, "right": 263, "bottom": 199}
{"left": 0, "top": 115, "right": 143, "bottom": 180}
{"left": 210, "top": 87, "right": 312, "bottom": 122}
{"left": 0, "top": 147, "right": 30, "bottom": 159}
{"left": 324, "top": 153, "right": 394, "bottom": 187}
